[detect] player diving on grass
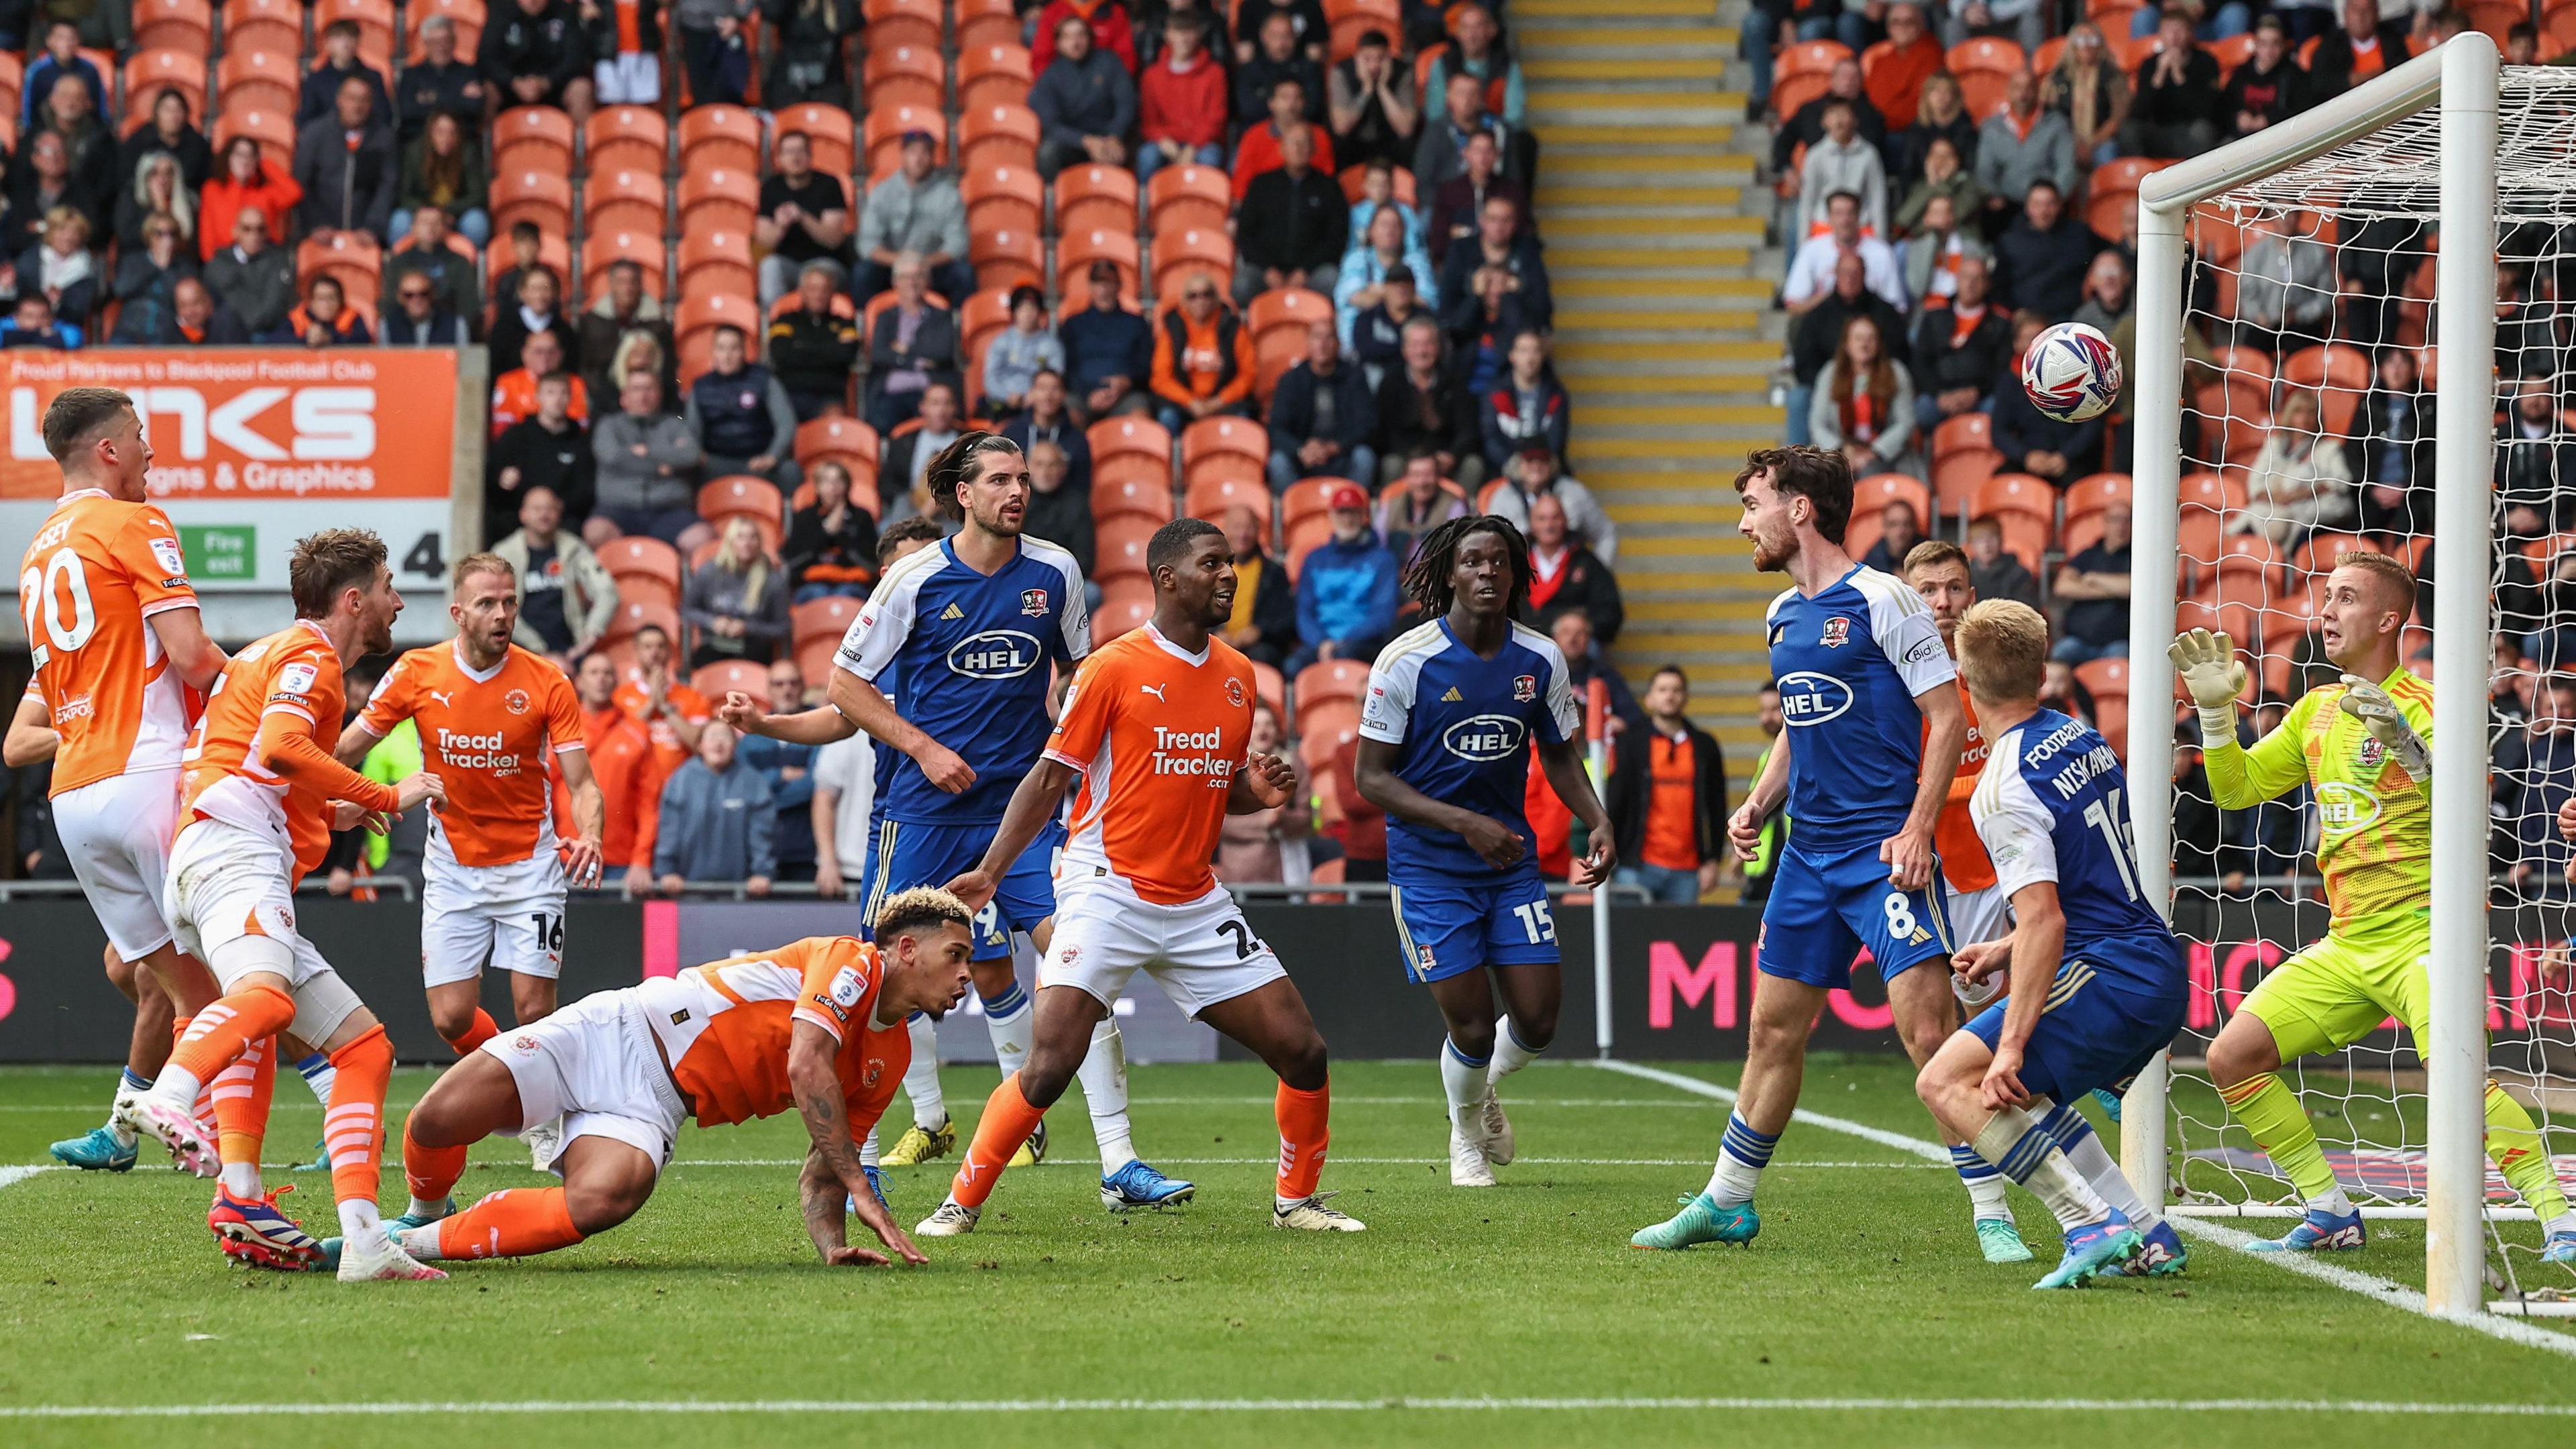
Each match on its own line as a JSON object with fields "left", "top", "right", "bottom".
{"left": 2174, "top": 552, "right": 2576, "bottom": 1259}
{"left": 1633, "top": 446, "right": 1982, "bottom": 1252}
{"left": 335, "top": 553, "right": 606, "bottom": 1186}
{"left": 1351, "top": 515, "right": 1615, "bottom": 1187}
{"left": 811, "top": 435, "right": 1186, "bottom": 1212}
{"left": 918, "top": 518, "right": 1362, "bottom": 1236}
{"left": 323, "top": 893, "right": 975, "bottom": 1271}
{"left": 1915, "top": 599, "right": 2187, "bottom": 1289}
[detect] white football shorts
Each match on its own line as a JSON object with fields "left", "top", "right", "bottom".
{"left": 1040, "top": 871, "right": 1287, "bottom": 1020}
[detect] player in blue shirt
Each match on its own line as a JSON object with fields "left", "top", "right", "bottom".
{"left": 824, "top": 433, "right": 1190, "bottom": 1212}
{"left": 1633, "top": 446, "right": 1971, "bottom": 1252}
{"left": 1354, "top": 517, "right": 1615, "bottom": 1188}
{"left": 1917, "top": 598, "right": 2190, "bottom": 1287}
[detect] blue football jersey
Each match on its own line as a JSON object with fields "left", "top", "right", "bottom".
{"left": 1973, "top": 708, "right": 2184, "bottom": 995}
{"left": 1358, "top": 618, "right": 1582, "bottom": 880}
{"left": 1766, "top": 566, "right": 1955, "bottom": 851}
{"left": 833, "top": 537, "right": 1089, "bottom": 822}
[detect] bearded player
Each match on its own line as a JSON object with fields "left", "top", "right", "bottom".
{"left": 335, "top": 553, "right": 605, "bottom": 1186}
{"left": 118, "top": 529, "right": 447, "bottom": 1281}
{"left": 918, "top": 518, "right": 1362, "bottom": 1236}
{"left": 15, "top": 388, "right": 229, "bottom": 1169}
{"left": 321, "top": 892, "right": 975, "bottom": 1271}
{"left": 2175, "top": 553, "right": 2576, "bottom": 1259}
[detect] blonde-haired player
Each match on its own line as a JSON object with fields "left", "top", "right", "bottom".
{"left": 118, "top": 529, "right": 449, "bottom": 1282}
{"left": 339, "top": 891, "right": 977, "bottom": 1271}
{"left": 335, "top": 553, "right": 603, "bottom": 1184}
{"left": 2176, "top": 551, "right": 2575, "bottom": 1259}
{"left": 15, "top": 387, "right": 229, "bottom": 1169}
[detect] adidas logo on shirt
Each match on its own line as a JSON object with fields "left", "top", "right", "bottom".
{"left": 1440, "top": 687, "right": 1463, "bottom": 702}
{"left": 941, "top": 603, "right": 965, "bottom": 621}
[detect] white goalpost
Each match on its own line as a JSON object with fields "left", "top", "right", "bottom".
{"left": 2121, "top": 34, "right": 2551, "bottom": 1320}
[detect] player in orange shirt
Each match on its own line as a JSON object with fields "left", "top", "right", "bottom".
{"left": 15, "top": 388, "right": 231, "bottom": 1167}
{"left": 346, "top": 892, "right": 975, "bottom": 1271}
{"left": 570, "top": 651, "right": 659, "bottom": 884}
{"left": 918, "top": 518, "right": 1363, "bottom": 1236}
{"left": 119, "top": 529, "right": 448, "bottom": 1283}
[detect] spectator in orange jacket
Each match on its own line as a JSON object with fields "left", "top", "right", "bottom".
{"left": 1233, "top": 76, "right": 1336, "bottom": 199}
{"left": 568, "top": 649, "right": 663, "bottom": 888}
{"left": 1150, "top": 270, "right": 1256, "bottom": 432}
{"left": 1864, "top": 4, "right": 1945, "bottom": 130}
{"left": 197, "top": 135, "right": 303, "bottom": 264}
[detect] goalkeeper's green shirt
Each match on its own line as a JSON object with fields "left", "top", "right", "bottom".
{"left": 2202, "top": 666, "right": 2433, "bottom": 926}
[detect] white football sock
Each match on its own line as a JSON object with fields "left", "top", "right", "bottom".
{"left": 109, "top": 1068, "right": 148, "bottom": 1146}
{"left": 1703, "top": 1112, "right": 1778, "bottom": 1206}
{"left": 1974, "top": 1106, "right": 2111, "bottom": 1232}
{"left": 222, "top": 1161, "right": 264, "bottom": 1197}
{"left": 981, "top": 980, "right": 1032, "bottom": 1079}
{"left": 2546, "top": 1210, "right": 2576, "bottom": 1239}
{"left": 1077, "top": 1016, "right": 1136, "bottom": 1175}
{"left": 405, "top": 1196, "right": 449, "bottom": 1219}
{"left": 2308, "top": 1185, "right": 2358, "bottom": 1217}
{"left": 903, "top": 1013, "right": 947, "bottom": 1130}
{"left": 338, "top": 1195, "right": 386, "bottom": 1251}
{"left": 1949, "top": 1144, "right": 2014, "bottom": 1223}
{"left": 148, "top": 1064, "right": 205, "bottom": 1111}
{"left": 860, "top": 1126, "right": 881, "bottom": 1170}
{"left": 2040, "top": 1099, "right": 2158, "bottom": 1229}
{"left": 1487, "top": 1016, "right": 1542, "bottom": 1087}
{"left": 1440, "top": 1036, "right": 1489, "bottom": 1136}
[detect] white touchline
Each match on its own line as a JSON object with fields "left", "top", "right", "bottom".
{"left": 2, "top": 1397, "right": 2575, "bottom": 1419}
{"left": 0, "top": 1165, "right": 56, "bottom": 1191}
{"left": 1587, "top": 1059, "right": 2576, "bottom": 1362}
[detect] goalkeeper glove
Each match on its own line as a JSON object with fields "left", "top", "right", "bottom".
{"left": 2336, "top": 674, "right": 2431, "bottom": 782}
{"left": 2167, "top": 628, "right": 2249, "bottom": 745}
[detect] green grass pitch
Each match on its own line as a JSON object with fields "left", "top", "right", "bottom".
{"left": 2, "top": 1054, "right": 2573, "bottom": 1447}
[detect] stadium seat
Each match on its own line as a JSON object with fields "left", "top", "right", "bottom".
{"left": 217, "top": 49, "right": 300, "bottom": 119}
{"left": 1098, "top": 575, "right": 1157, "bottom": 619}
{"left": 698, "top": 476, "right": 786, "bottom": 542}
{"left": 958, "top": 287, "right": 1017, "bottom": 373}
{"left": 959, "top": 103, "right": 1042, "bottom": 176}
{"left": 1093, "top": 595, "right": 1154, "bottom": 641}
{"left": 1093, "top": 458, "right": 1177, "bottom": 523}
{"left": 1971, "top": 471, "right": 2053, "bottom": 527}
{"left": 1945, "top": 38, "right": 2025, "bottom": 115}
{"left": 864, "top": 42, "right": 947, "bottom": 113}
{"left": 961, "top": 163, "right": 1044, "bottom": 239}
{"left": 680, "top": 105, "right": 764, "bottom": 174}
{"left": 123, "top": 51, "right": 209, "bottom": 131}
{"left": 1057, "top": 228, "right": 1141, "bottom": 304}
{"left": 1296, "top": 699, "right": 1362, "bottom": 773}
{"left": 795, "top": 415, "right": 882, "bottom": 475}
{"left": 600, "top": 538, "right": 685, "bottom": 609}
{"left": 583, "top": 231, "right": 668, "bottom": 299}
{"left": 586, "top": 105, "right": 669, "bottom": 177}
{"left": 1337, "top": 163, "right": 1417, "bottom": 206}
{"left": 1182, "top": 416, "right": 1269, "bottom": 482}
{"left": 678, "top": 229, "right": 757, "bottom": 304}
{"left": 215, "top": 105, "right": 296, "bottom": 170}
{"left": 1326, "top": 0, "right": 1402, "bottom": 64}
{"left": 679, "top": 166, "right": 761, "bottom": 235}
{"left": 1476, "top": 476, "right": 1509, "bottom": 515}
{"left": 863, "top": 103, "right": 949, "bottom": 176}
{"left": 221, "top": 0, "right": 303, "bottom": 59}
{"left": 690, "top": 659, "right": 772, "bottom": 704}
{"left": 491, "top": 107, "right": 577, "bottom": 178}
{"left": 317, "top": 0, "right": 398, "bottom": 67}
{"left": 958, "top": 42, "right": 1033, "bottom": 112}
{"left": 675, "top": 293, "right": 761, "bottom": 384}
{"left": 602, "top": 600, "right": 681, "bottom": 672}
{"left": 2085, "top": 156, "right": 2176, "bottom": 237}
{"left": 1095, "top": 515, "right": 1161, "bottom": 583}
{"left": 773, "top": 102, "right": 857, "bottom": 176}
{"left": 1931, "top": 411, "right": 1992, "bottom": 460}
{"left": 2207, "top": 30, "right": 2257, "bottom": 78}
{"left": 585, "top": 169, "right": 669, "bottom": 241}
{"left": 490, "top": 167, "right": 574, "bottom": 239}
{"left": 1931, "top": 447, "right": 2002, "bottom": 521}
{"left": 484, "top": 231, "right": 570, "bottom": 306}
{"left": 1149, "top": 227, "right": 1234, "bottom": 306}
{"left": 1185, "top": 474, "right": 1270, "bottom": 532}
{"left": 2214, "top": 531, "right": 2287, "bottom": 592}
{"left": 2110, "top": 31, "right": 2161, "bottom": 72}
{"left": 1279, "top": 477, "right": 1347, "bottom": 535}
{"left": 969, "top": 226, "right": 1046, "bottom": 292}
{"left": 1146, "top": 164, "right": 1233, "bottom": 237}
{"left": 1850, "top": 473, "right": 1930, "bottom": 533}
{"left": 296, "top": 231, "right": 383, "bottom": 313}
{"left": 1056, "top": 164, "right": 1140, "bottom": 239}
{"left": 792, "top": 596, "right": 861, "bottom": 653}
{"left": 2059, "top": 472, "right": 2131, "bottom": 553}
{"left": 1770, "top": 40, "right": 1850, "bottom": 122}
{"left": 956, "top": 0, "right": 1019, "bottom": 50}
{"left": 865, "top": 0, "right": 945, "bottom": 52}
{"left": 2278, "top": 343, "right": 2371, "bottom": 437}
{"left": 2075, "top": 658, "right": 2130, "bottom": 757}
{"left": 1089, "top": 415, "right": 1172, "bottom": 470}
{"left": 1285, "top": 513, "right": 1337, "bottom": 577}
{"left": 0, "top": 53, "right": 18, "bottom": 123}
{"left": 407, "top": 0, "right": 486, "bottom": 58}
{"left": 133, "top": 0, "right": 215, "bottom": 53}
{"left": 1246, "top": 288, "right": 1334, "bottom": 398}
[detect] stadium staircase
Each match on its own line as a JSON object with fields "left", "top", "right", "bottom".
{"left": 1521, "top": 0, "right": 1784, "bottom": 825}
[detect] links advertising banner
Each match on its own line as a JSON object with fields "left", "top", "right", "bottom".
{"left": 0, "top": 349, "right": 465, "bottom": 645}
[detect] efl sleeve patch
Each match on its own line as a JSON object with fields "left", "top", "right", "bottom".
{"left": 149, "top": 537, "right": 186, "bottom": 579}
{"left": 276, "top": 663, "right": 319, "bottom": 698}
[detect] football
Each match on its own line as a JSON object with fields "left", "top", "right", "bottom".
{"left": 2020, "top": 321, "right": 2124, "bottom": 423}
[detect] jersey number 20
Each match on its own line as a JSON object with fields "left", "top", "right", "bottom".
{"left": 19, "top": 548, "right": 97, "bottom": 671}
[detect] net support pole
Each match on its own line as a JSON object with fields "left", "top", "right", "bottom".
{"left": 2118, "top": 199, "right": 2188, "bottom": 1212}
{"left": 1588, "top": 678, "right": 1613, "bottom": 1059}
{"left": 2424, "top": 32, "right": 2500, "bottom": 1321}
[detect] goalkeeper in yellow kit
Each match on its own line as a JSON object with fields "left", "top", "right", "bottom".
{"left": 2172, "top": 552, "right": 2576, "bottom": 1260}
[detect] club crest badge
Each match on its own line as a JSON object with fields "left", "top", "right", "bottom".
{"left": 2359, "top": 737, "right": 2386, "bottom": 769}
{"left": 1021, "top": 588, "right": 1051, "bottom": 617}
{"left": 1224, "top": 678, "right": 1246, "bottom": 707}
{"left": 1512, "top": 674, "right": 1537, "bottom": 702}
{"left": 1821, "top": 616, "right": 1851, "bottom": 649}
{"left": 504, "top": 688, "right": 531, "bottom": 715}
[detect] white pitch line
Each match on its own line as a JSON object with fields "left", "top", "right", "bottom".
{"left": 3, "top": 1396, "right": 2575, "bottom": 1419}
{"left": 660, "top": 1157, "right": 1941, "bottom": 1170}
{"left": 0, "top": 1097, "right": 1731, "bottom": 1113}
{"left": 1585, "top": 1059, "right": 2576, "bottom": 1361}
{"left": 0, "top": 1165, "right": 57, "bottom": 1191}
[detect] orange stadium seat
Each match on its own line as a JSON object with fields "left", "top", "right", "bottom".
{"left": 959, "top": 103, "right": 1041, "bottom": 176}
{"left": 1095, "top": 515, "right": 1161, "bottom": 583}
{"left": 1295, "top": 657, "right": 1372, "bottom": 715}
{"left": 961, "top": 164, "right": 1044, "bottom": 239}
{"left": 865, "top": 0, "right": 945, "bottom": 52}
{"left": 217, "top": 50, "right": 300, "bottom": 117}
{"left": 491, "top": 168, "right": 574, "bottom": 238}
{"left": 864, "top": 103, "right": 949, "bottom": 175}
{"left": 773, "top": 102, "right": 857, "bottom": 176}
{"left": 587, "top": 104, "right": 669, "bottom": 177}
{"left": 1182, "top": 416, "right": 1268, "bottom": 480}
{"left": 864, "top": 42, "right": 947, "bottom": 113}
{"left": 677, "top": 228, "right": 757, "bottom": 303}
{"left": 221, "top": 0, "right": 303, "bottom": 58}
{"left": 1185, "top": 474, "right": 1270, "bottom": 531}
{"left": 1247, "top": 288, "right": 1334, "bottom": 398}
{"left": 1093, "top": 595, "right": 1153, "bottom": 641}
{"left": 675, "top": 293, "right": 761, "bottom": 384}
{"left": 690, "top": 659, "right": 773, "bottom": 704}
{"left": 123, "top": 52, "right": 209, "bottom": 131}
{"left": 583, "top": 231, "right": 668, "bottom": 299}
{"left": 1055, "top": 163, "right": 1140, "bottom": 238}
{"left": 792, "top": 596, "right": 861, "bottom": 652}
{"left": 2278, "top": 343, "right": 2371, "bottom": 439}
{"left": 492, "top": 105, "right": 576, "bottom": 175}
{"left": 215, "top": 107, "right": 296, "bottom": 170}
{"left": 795, "top": 417, "right": 881, "bottom": 504}
{"left": 315, "top": 0, "right": 399, "bottom": 67}
{"left": 1150, "top": 228, "right": 1234, "bottom": 305}
{"left": 1770, "top": 40, "right": 1849, "bottom": 121}
{"left": 955, "top": 0, "right": 1019, "bottom": 50}
{"left": 585, "top": 169, "right": 668, "bottom": 240}
{"left": 408, "top": 0, "right": 486, "bottom": 58}
{"left": 599, "top": 537, "right": 684, "bottom": 608}
{"left": 1972, "top": 472, "right": 2054, "bottom": 528}
{"left": 133, "top": 0, "right": 215, "bottom": 52}
{"left": 678, "top": 166, "right": 761, "bottom": 235}
{"left": 1248, "top": 659, "right": 1287, "bottom": 724}
{"left": 2086, "top": 156, "right": 2176, "bottom": 237}
{"left": 485, "top": 231, "right": 570, "bottom": 305}
{"left": 958, "top": 42, "right": 1033, "bottom": 112}
{"left": 1932, "top": 447, "right": 2003, "bottom": 521}
{"left": 1058, "top": 228, "right": 1141, "bottom": 303}
{"left": 1945, "top": 38, "right": 2025, "bottom": 115}
{"left": 1297, "top": 699, "right": 1361, "bottom": 773}
{"left": 2060, "top": 472, "right": 2131, "bottom": 553}
{"left": 603, "top": 598, "right": 680, "bottom": 656}
{"left": 698, "top": 476, "right": 786, "bottom": 536}
{"left": 1093, "top": 458, "right": 1177, "bottom": 523}
{"left": 2075, "top": 657, "right": 2130, "bottom": 755}
{"left": 1850, "top": 473, "right": 1930, "bottom": 532}
{"left": 1089, "top": 415, "right": 1172, "bottom": 470}
{"left": 680, "top": 105, "right": 764, "bottom": 174}
{"left": 1337, "top": 163, "right": 1417, "bottom": 206}
{"left": 970, "top": 227, "right": 1045, "bottom": 293}
{"left": 297, "top": 231, "right": 384, "bottom": 313}
{"left": 1146, "top": 163, "right": 1232, "bottom": 236}
{"left": 1285, "top": 513, "right": 1339, "bottom": 577}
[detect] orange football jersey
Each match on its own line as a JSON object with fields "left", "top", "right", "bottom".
{"left": 1046, "top": 623, "right": 1255, "bottom": 905}
{"left": 647, "top": 936, "right": 911, "bottom": 1129}
{"left": 362, "top": 642, "right": 585, "bottom": 867}
{"left": 180, "top": 620, "right": 386, "bottom": 880}
{"left": 17, "top": 490, "right": 199, "bottom": 795}
{"left": 1932, "top": 691, "right": 1998, "bottom": 893}
{"left": 613, "top": 674, "right": 712, "bottom": 774}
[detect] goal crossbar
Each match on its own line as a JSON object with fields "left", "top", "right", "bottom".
{"left": 2121, "top": 35, "right": 2500, "bottom": 1318}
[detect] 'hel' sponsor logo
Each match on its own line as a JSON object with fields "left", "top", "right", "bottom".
{"left": 504, "top": 688, "right": 531, "bottom": 715}
{"left": 1512, "top": 674, "right": 1537, "bottom": 702}
{"left": 1821, "top": 616, "right": 1851, "bottom": 649}
{"left": 946, "top": 629, "right": 1041, "bottom": 679}
{"left": 1443, "top": 713, "right": 1527, "bottom": 761}
{"left": 1224, "top": 678, "right": 1245, "bottom": 707}
{"left": 1775, "top": 671, "right": 1854, "bottom": 726}
{"left": 2316, "top": 780, "right": 2383, "bottom": 833}
{"left": 1021, "top": 588, "right": 1051, "bottom": 617}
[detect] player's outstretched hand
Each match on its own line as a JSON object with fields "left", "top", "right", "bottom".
{"left": 564, "top": 835, "right": 604, "bottom": 888}
{"left": 1880, "top": 823, "right": 1933, "bottom": 892}
{"left": 2168, "top": 629, "right": 2249, "bottom": 711}
{"left": 1979, "top": 1044, "right": 2031, "bottom": 1110}
{"left": 868, "top": 1219, "right": 929, "bottom": 1267}
{"left": 1241, "top": 751, "right": 1295, "bottom": 807}
{"left": 2335, "top": 674, "right": 2431, "bottom": 781}
{"left": 1459, "top": 813, "right": 1526, "bottom": 869}
{"left": 392, "top": 771, "right": 447, "bottom": 815}
{"left": 913, "top": 740, "right": 977, "bottom": 794}
{"left": 1953, "top": 934, "right": 2012, "bottom": 983}
{"left": 944, "top": 867, "right": 998, "bottom": 913}
{"left": 823, "top": 1244, "right": 893, "bottom": 1267}
{"left": 1573, "top": 835, "right": 1615, "bottom": 888}
{"left": 716, "top": 690, "right": 764, "bottom": 731}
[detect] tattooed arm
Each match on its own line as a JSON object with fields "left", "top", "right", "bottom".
{"left": 788, "top": 1020, "right": 926, "bottom": 1267}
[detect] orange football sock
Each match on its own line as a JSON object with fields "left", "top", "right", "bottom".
{"left": 949, "top": 1073, "right": 1046, "bottom": 1210}
{"left": 168, "top": 984, "right": 296, "bottom": 1086}
{"left": 325, "top": 1025, "right": 394, "bottom": 1210}
{"left": 210, "top": 1033, "right": 275, "bottom": 1176}
{"left": 1275, "top": 1079, "right": 1332, "bottom": 1202}
{"left": 402, "top": 1115, "right": 470, "bottom": 1205}
{"left": 433, "top": 1187, "right": 585, "bottom": 1260}
{"left": 441, "top": 1009, "right": 499, "bottom": 1057}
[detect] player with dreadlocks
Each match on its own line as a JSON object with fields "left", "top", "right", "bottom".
{"left": 1352, "top": 515, "right": 1616, "bottom": 1187}
{"left": 824, "top": 431, "right": 1192, "bottom": 1213}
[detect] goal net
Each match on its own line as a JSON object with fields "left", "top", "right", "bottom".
{"left": 2125, "top": 36, "right": 2576, "bottom": 1315}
